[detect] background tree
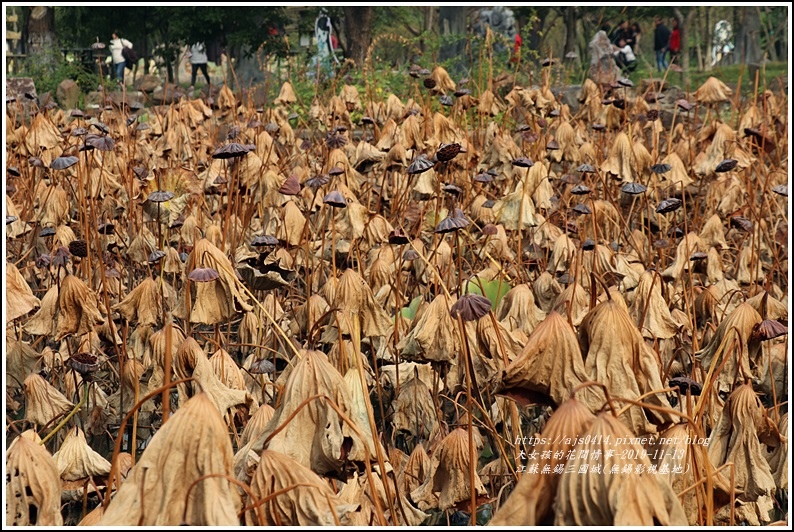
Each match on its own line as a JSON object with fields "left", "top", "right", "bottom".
{"left": 341, "top": 7, "right": 374, "bottom": 66}
{"left": 23, "top": 6, "right": 56, "bottom": 55}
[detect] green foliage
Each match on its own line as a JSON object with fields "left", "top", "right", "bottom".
{"left": 399, "top": 295, "right": 423, "bottom": 321}
{"left": 463, "top": 277, "right": 510, "bottom": 310}
{"left": 16, "top": 48, "right": 102, "bottom": 96}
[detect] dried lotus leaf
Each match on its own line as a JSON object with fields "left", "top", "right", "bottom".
{"left": 239, "top": 403, "right": 275, "bottom": 448}
{"left": 6, "top": 261, "right": 40, "bottom": 321}
{"left": 244, "top": 450, "right": 360, "bottom": 525}
{"left": 237, "top": 350, "right": 372, "bottom": 480}
{"left": 697, "top": 303, "right": 762, "bottom": 394}
{"left": 114, "top": 277, "right": 163, "bottom": 326}
{"left": 393, "top": 373, "right": 438, "bottom": 441}
{"left": 495, "top": 284, "right": 546, "bottom": 337}
{"left": 6, "top": 430, "right": 64, "bottom": 526}
{"left": 398, "top": 293, "right": 458, "bottom": 363}
{"left": 411, "top": 427, "right": 487, "bottom": 511}
{"left": 24, "top": 373, "right": 73, "bottom": 427}
{"left": 100, "top": 393, "right": 241, "bottom": 525}
{"left": 707, "top": 384, "right": 777, "bottom": 523}
{"left": 580, "top": 299, "right": 679, "bottom": 434}
{"left": 55, "top": 274, "right": 105, "bottom": 340}
{"left": 629, "top": 270, "right": 680, "bottom": 339}
{"left": 53, "top": 426, "right": 111, "bottom": 481}
{"left": 554, "top": 413, "right": 688, "bottom": 526}
{"left": 491, "top": 398, "right": 596, "bottom": 525}
{"left": 500, "top": 311, "right": 605, "bottom": 411}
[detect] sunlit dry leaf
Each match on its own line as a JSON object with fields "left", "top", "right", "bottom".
{"left": 708, "top": 384, "right": 778, "bottom": 524}
{"left": 52, "top": 426, "right": 111, "bottom": 481}
{"left": 554, "top": 413, "right": 688, "bottom": 525}
{"left": 6, "top": 430, "right": 63, "bottom": 526}
{"left": 411, "top": 427, "right": 486, "bottom": 511}
{"left": 101, "top": 393, "right": 241, "bottom": 525}
{"left": 244, "top": 449, "right": 360, "bottom": 525}
{"left": 491, "top": 398, "right": 596, "bottom": 525}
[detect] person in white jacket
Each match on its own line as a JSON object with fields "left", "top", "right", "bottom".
{"left": 109, "top": 31, "right": 132, "bottom": 84}
{"left": 187, "top": 42, "right": 210, "bottom": 91}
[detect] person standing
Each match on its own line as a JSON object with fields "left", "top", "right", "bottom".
{"left": 109, "top": 31, "right": 133, "bottom": 85}
{"left": 668, "top": 18, "right": 681, "bottom": 65}
{"left": 187, "top": 42, "right": 211, "bottom": 92}
{"left": 653, "top": 16, "right": 671, "bottom": 72}
{"left": 630, "top": 22, "right": 642, "bottom": 54}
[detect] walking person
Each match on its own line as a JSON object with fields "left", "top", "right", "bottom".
{"left": 653, "top": 16, "right": 671, "bottom": 72}
{"left": 668, "top": 18, "right": 681, "bottom": 65}
{"left": 109, "top": 30, "right": 133, "bottom": 85}
{"left": 187, "top": 42, "right": 211, "bottom": 93}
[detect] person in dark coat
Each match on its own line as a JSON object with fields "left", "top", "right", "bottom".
{"left": 654, "top": 16, "right": 671, "bottom": 72}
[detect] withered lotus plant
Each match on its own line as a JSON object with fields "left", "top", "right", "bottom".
{"left": 707, "top": 384, "right": 779, "bottom": 525}
{"left": 649, "top": 423, "right": 732, "bottom": 524}
{"left": 23, "top": 373, "right": 73, "bottom": 427}
{"left": 490, "top": 398, "right": 596, "bottom": 525}
{"left": 393, "top": 371, "right": 439, "bottom": 441}
{"left": 174, "top": 337, "right": 252, "bottom": 420}
{"left": 629, "top": 270, "right": 681, "bottom": 339}
{"left": 114, "top": 276, "right": 163, "bottom": 326}
{"left": 100, "top": 393, "right": 241, "bottom": 526}
{"left": 579, "top": 299, "right": 679, "bottom": 435}
{"left": 52, "top": 426, "right": 111, "bottom": 481}
{"left": 6, "top": 261, "right": 40, "bottom": 321}
{"left": 398, "top": 293, "right": 458, "bottom": 364}
{"left": 6, "top": 430, "right": 64, "bottom": 526}
{"left": 554, "top": 413, "right": 688, "bottom": 525}
{"left": 244, "top": 449, "right": 360, "bottom": 525}
{"left": 696, "top": 302, "right": 762, "bottom": 395}
{"left": 239, "top": 403, "right": 275, "bottom": 448}
{"left": 411, "top": 427, "right": 487, "bottom": 511}
{"left": 177, "top": 238, "right": 253, "bottom": 325}
{"left": 6, "top": 339, "right": 42, "bottom": 393}
{"left": 55, "top": 274, "right": 105, "bottom": 340}
{"left": 495, "top": 283, "right": 546, "bottom": 337}
{"left": 500, "top": 311, "right": 605, "bottom": 411}
{"left": 236, "top": 349, "right": 372, "bottom": 482}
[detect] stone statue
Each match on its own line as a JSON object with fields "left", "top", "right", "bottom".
{"left": 588, "top": 30, "right": 621, "bottom": 86}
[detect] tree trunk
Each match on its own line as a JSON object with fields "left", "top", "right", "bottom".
{"left": 673, "top": 7, "right": 697, "bottom": 88}
{"left": 342, "top": 7, "right": 374, "bottom": 66}
{"left": 759, "top": 7, "right": 778, "bottom": 62}
{"left": 420, "top": 6, "right": 436, "bottom": 55}
{"left": 438, "top": 7, "right": 468, "bottom": 74}
{"left": 25, "top": 6, "right": 56, "bottom": 55}
{"left": 563, "top": 6, "right": 578, "bottom": 65}
{"left": 704, "top": 6, "right": 712, "bottom": 71}
{"left": 734, "top": 7, "right": 762, "bottom": 64}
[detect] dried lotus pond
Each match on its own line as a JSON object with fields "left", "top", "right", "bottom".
{"left": 3, "top": 10, "right": 789, "bottom": 527}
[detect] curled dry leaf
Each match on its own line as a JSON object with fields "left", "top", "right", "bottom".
{"left": 707, "top": 384, "right": 778, "bottom": 524}
{"left": 580, "top": 299, "right": 679, "bottom": 434}
{"left": 100, "top": 393, "right": 241, "bottom": 525}
{"left": 398, "top": 293, "right": 458, "bottom": 364}
{"left": 114, "top": 276, "right": 163, "bottom": 326}
{"left": 244, "top": 449, "right": 360, "bottom": 525}
{"left": 55, "top": 274, "right": 105, "bottom": 340}
{"left": 629, "top": 270, "right": 680, "bottom": 339}
{"left": 490, "top": 398, "right": 596, "bottom": 525}
{"left": 6, "top": 430, "right": 64, "bottom": 526}
{"left": 24, "top": 372, "right": 73, "bottom": 427}
{"left": 500, "top": 311, "right": 605, "bottom": 411}
{"left": 411, "top": 427, "right": 487, "bottom": 511}
{"left": 697, "top": 302, "right": 762, "bottom": 394}
{"left": 52, "top": 426, "right": 111, "bottom": 481}
{"left": 6, "top": 261, "right": 40, "bottom": 321}
{"left": 237, "top": 349, "right": 372, "bottom": 481}
{"left": 554, "top": 413, "right": 688, "bottom": 525}
{"left": 174, "top": 337, "right": 252, "bottom": 420}
{"left": 393, "top": 371, "right": 439, "bottom": 441}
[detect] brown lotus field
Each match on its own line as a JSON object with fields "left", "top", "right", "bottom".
{"left": 4, "top": 65, "right": 789, "bottom": 526}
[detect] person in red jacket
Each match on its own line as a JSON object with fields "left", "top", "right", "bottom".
{"left": 669, "top": 18, "right": 681, "bottom": 65}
